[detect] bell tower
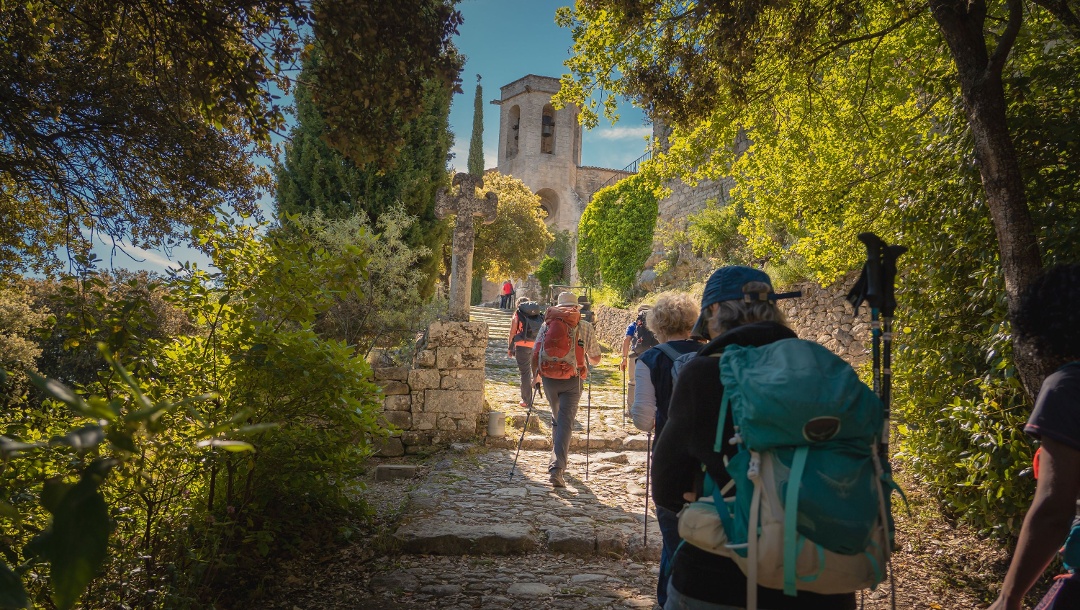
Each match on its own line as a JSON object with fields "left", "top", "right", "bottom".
{"left": 495, "top": 75, "right": 583, "bottom": 234}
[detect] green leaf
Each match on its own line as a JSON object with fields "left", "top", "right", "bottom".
{"left": 196, "top": 439, "right": 255, "bottom": 452}
{"left": 46, "top": 473, "right": 111, "bottom": 610}
{"left": 0, "top": 560, "right": 28, "bottom": 610}
{"left": 40, "top": 479, "right": 73, "bottom": 515}
{"left": 53, "top": 425, "right": 105, "bottom": 452}
{"left": 0, "top": 437, "right": 41, "bottom": 459}
{"left": 26, "top": 371, "right": 89, "bottom": 417}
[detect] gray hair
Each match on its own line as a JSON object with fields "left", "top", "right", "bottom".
{"left": 706, "top": 281, "right": 788, "bottom": 337}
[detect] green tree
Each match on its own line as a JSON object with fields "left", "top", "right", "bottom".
{"left": 555, "top": 0, "right": 1080, "bottom": 398}
{"left": 577, "top": 173, "right": 659, "bottom": 299}
{"left": 468, "top": 75, "right": 486, "bottom": 176}
{"left": 473, "top": 173, "right": 554, "bottom": 281}
{"left": 1, "top": 0, "right": 463, "bottom": 279}
{"left": 274, "top": 48, "right": 457, "bottom": 294}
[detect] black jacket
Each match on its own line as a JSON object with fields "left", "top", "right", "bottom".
{"left": 651, "top": 321, "right": 855, "bottom": 609}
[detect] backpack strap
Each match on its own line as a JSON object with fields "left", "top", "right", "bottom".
{"left": 655, "top": 342, "right": 684, "bottom": 362}
{"left": 783, "top": 446, "right": 810, "bottom": 596}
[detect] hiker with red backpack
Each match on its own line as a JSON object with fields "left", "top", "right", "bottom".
{"left": 627, "top": 291, "right": 702, "bottom": 608}
{"left": 531, "top": 291, "right": 601, "bottom": 488}
{"left": 508, "top": 298, "right": 544, "bottom": 408}
{"left": 651, "top": 266, "right": 878, "bottom": 610}
{"left": 989, "top": 264, "right": 1080, "bottom": 610}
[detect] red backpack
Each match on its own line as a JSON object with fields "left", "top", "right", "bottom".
{"left": 538, "top": 307, "right": 586, "bottom": 379}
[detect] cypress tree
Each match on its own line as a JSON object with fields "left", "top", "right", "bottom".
{"left": 275, "top": 47, "right": 455, "bottom": 296}
{"left": 467, "top": 74, "right": 484, "bottom": 176}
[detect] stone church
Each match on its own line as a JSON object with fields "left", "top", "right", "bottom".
{"left": 482, "top": 74, "right": 730, "bottom": 301}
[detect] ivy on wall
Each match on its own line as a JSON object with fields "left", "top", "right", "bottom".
{"left": 577, "top": 173, "right": 659, "bottom": 299}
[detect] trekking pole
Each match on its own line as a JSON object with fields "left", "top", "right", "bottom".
{"left": 644, "top": 430, "right": 652, "bottom": 546}
{"left": 621, "top": 366, "right": 626, "bottom": 426}
{"left": 880, "top": 244, "right": 906, "bottom": 458}
{"left": 585, "top": 364, "right": 592, "bottom": 481}
{"left": 858, "top": 233, "right": 885, "bottom": 397}
{"left": 509, "top": 383, "right": 541, "bottom": 482}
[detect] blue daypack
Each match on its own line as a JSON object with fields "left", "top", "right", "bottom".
{"left": 677, "top": 338, "right": 901, "bottom": 608}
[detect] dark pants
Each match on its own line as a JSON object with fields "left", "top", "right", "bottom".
{"left": 656, "top": 504, "right": 682, "bottom": 607}
{"left": 500, "top": 293, "right": 513, "bottom": 309}
{"left": 1038, "top": 572, "right": 1080, "bottom": 609}
{"left": 541, "top": 375, "right": 583, "bottom": 474}
{"left": 514, "top": 345, "right": 535, "bottom": 404}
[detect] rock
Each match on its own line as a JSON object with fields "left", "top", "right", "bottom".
{"left": 375, "top": 464, "right": 417, "bottom": 481}
{"left": 506, "top": 582, "right": 553, "bottom": 597}
{"left": 545, "top": 526, "right": 595, "bottom": 555}
{"left": 394, "top": 522, "right": 537, "bottom": 555}
{"left": 595, "top": 452, "right": 629, "bottom": 464}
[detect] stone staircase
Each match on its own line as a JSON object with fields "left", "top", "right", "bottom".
{"left": 351, "top": 305, "right": 664, "bottom": 609}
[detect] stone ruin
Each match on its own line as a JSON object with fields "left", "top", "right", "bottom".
{"left": 371, "top": 321, "right": 489, "bottom": 456}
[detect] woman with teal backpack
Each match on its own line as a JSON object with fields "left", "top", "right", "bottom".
{"left": 651, "top": 266, "right": 856, "bottom": 610}
{"left": 990, "top": 264, "right": 1080, "bottom": 610}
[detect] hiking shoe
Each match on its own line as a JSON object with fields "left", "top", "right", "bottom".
{"left": 519, "top": 401, "right": 528, "bottom": 408}
{"left": 549, "top": 471, "right": 566, "bottom": 488}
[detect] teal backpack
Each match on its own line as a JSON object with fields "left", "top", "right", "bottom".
{"left": 677, "top": 338, "right": 901, "bottom": 609}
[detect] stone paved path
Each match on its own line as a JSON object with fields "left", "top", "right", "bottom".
{"left": 262, "top": 307, "right": 966, "bottom": 609}
{"left": 344, "top": 306, "right": 664, "bottom": 609}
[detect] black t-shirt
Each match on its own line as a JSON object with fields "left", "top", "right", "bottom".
{"left": 652, "top": 321, "right": 855, "bottom": 609}
{"left": 1025, "top": 362, "right": 1080, "bottom": 450}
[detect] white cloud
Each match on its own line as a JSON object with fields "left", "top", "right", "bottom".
{"left": 591, "top": 126, "right": 653, "bottom": 141}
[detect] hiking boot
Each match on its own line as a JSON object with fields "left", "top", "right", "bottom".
{"left": 549, "top": 471, "right": 566, "bottom": 488}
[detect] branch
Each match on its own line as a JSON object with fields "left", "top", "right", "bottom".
{"left": 808, "top": 11, "right": 922, "bottom": 66}
{"left": 987, "top": 0, "right": 1023, "bottom": 78}
{"left": 1030, "top": 0, "right": 1080, "bottom": 39}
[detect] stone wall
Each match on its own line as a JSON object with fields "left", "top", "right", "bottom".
{"left": 593, "top": 305, "right": 635, "bottom": 351}
{"left": 371, "top": 321, "right": 489, "bottom": 456}
{"left": 657, "top": 176, "right": 733, "bottom": 223}
{"left": 776, "top": 276, "right": 870, "bottom": 366}
{"left": 592, "top": 276, "right": 869, "bottom": 365}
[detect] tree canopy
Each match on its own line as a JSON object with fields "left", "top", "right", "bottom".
{"left": 0, "top": 0, "right": 463, "bottom": 278}
{"left": 473, "top": 173, "right": 554, "bottom": 281}
{"left": 274, "top": 45, "right": 457, "bottom": 294}
{"left": 555, "top": 0, "right": 1080, "bottom": 397}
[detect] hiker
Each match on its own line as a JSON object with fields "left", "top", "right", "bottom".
{"left": 628, "top": 291, "right": 701, "bottom": 607}
{"left": 508, "top": 298, "right": 543, "bottom": 408}
{"left": 620, "top": 304, "right": 656, "bottom": 412}
{"left": 989, "top": 264, "right": 1080, "bottom": 610}
{"left": 651, "top": 266, "right": 855, "bottom": 609}
{"left": 500, "top": 279, "right": 515, "bottom": 309}
{"left": 532, "top": 291, "right": 601, "bottom": 488}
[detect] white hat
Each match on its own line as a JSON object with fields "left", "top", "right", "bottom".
{"left": 556, "top": 291, "right": 580, "bottom": 307}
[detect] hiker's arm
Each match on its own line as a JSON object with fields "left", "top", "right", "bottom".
{"left": 583, "top": 324, "right": 601, "bottom": 366}
{"left": 992, "top": 437, "right": 1080, "bottom": 610}
{"left": 508, "top": 313, "right": 517, "bottom": 353}
{"left": 630, "top": 360, "right": 655, "bottom": 432}
{"left": 531, "top": 324, "right": 545, "bottom": 373}
{"left": 652, "top": 361, "right": 712, "bottom": 512}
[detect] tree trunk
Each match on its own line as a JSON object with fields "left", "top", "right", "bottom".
{"left": 930, "top": 0, "right": 1049, "bottom": 398}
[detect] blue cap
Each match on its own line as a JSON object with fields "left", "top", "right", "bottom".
{"left": 691, "top": 266, "right": 801, "bottom": 340}
{"left": 701, "top": 266, "right": 773, "bottom": 307}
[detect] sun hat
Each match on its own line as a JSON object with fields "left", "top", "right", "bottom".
{"left": 557, "top": 291, "right": 581, "bottom": 307}
{"left": 690, "top": 266, "right": 800, "bottom": 339}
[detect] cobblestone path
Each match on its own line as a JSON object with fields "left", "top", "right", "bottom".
{"left": 263, "top": 307, "right": 967, "bottom": 610}
{"left": 345, "top": 306, "right": 664, "bottom": 610}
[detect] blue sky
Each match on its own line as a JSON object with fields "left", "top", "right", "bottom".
{"left": 448, "top": 0, "right": 650, "bottom": 172}
{"left": 90, "top": 1, "right": 649, "bottom": 274}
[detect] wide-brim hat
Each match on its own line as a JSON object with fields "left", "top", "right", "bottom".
{"left": 557, "top": 291, "right": 581, "bottom": 307}
{"left": 690, "top": 266, "right": 800, "bottom": 339}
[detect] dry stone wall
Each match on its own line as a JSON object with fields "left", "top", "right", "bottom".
{"left": 593, "top": 277, "right": 869, "bottom": 365}
{"left": 371, "top": 321, "right": 489, "bottom": 456}
{"left": 593, "top": 305, "right": 635, "bottom": 351}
